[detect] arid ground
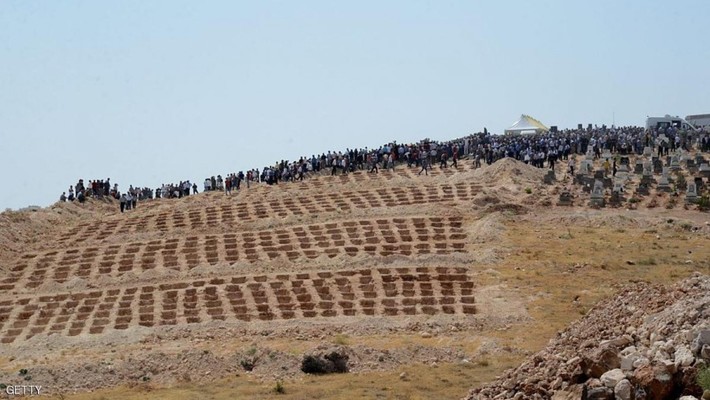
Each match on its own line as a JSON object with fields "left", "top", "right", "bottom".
{"left": 1, "top": 158, "right": 708, "bottom": 399}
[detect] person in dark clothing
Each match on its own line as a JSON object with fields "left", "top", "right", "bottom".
{"left": 119, "top": 194, "right": 127, "bottom": 213}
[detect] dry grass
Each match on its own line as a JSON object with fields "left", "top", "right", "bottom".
{"left": 61, "top": 357, "right": 520, "bottom": 400}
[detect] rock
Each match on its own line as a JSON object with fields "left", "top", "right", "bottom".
{"left": 585, "top": 386, "right": 614, "bottom": 400}
{"left": 632, "top": 357, "right": 650, "bottom": 369}
{"left": 701, "top": 344, "right": 710, "bottom": 360}
{"left": 399, "top": 372, "right": 407, "bottom": 380}
{"left": 621, "top": 351, "right": 641, "bottom": 371}
{"left": 674, "top": 345, "right": 695, "bottom": 367}
{"left": 581, "top": 345, "right": 621, "bottom": 378}
{"left": 679, "top": 397, "right": 698, "bottom": 400}
{"left": 661, "top": 359, "right": 677, "bottom": 374}
{"left": 633, "top": 364, "right": 674, "bottom": 400}
{"left": 614, "top": 379, "right": 633, "bottom": 400}
{"left": 420, "top": 332, "right": 432, "bottom": 339}
{"left": 704, "top": 390, "right": 710, "bottom": 400}
{"left": 600, "top": 368, "right": 625, "bottom": 388}
{"left": 697, "top": 330, "right": 710, "bottom": 347}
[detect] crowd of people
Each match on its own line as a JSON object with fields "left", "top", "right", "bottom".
{"left": 59, "top": 123, "right": 709, "bottom": 212}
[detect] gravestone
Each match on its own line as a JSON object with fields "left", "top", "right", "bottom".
{"left": 686, "top": 182, "right": 698, "bottom": 204}
{"left": 635, "top": 181, "right": 650, "bottom": 196}
{"left": 694, "top": 177, "right": 704, "bottom": 191}
{"left": 594, "top": 170, "right": 605, "bottom": 180}
{"left": 653, "top": 157, "right": 663, "bottom": 174}
{"left": 657, "top": 172, "right": 671, "bottom": 192}
{"left": 602, "top": 177, "right": 613, "bottom": 189}
{"left": 589, "top": 180, "right": 605, "bottom": 207}
{"left": 609, "top": 183, "right": 624, "bottom": 206}
{"left": 670, "top": 155, "right": 681, "bottom": 171}
{"left": 643, "top": 146, "right": 653, "bottom": 157}
{"left": 642, "top": 161, "right": 653, "bottom": 178}
{"left": 579, "top": 160, "right": 593, "bottom": 175}
{"left": 581, "top": 176, "right": 594, "bottom": 193}
{"left": 602, "top": 150, "right": 612, "bottom": 161}
{"left": 634, "top": 160, "right": 644, "bottom": 174}
{"left": 699, "top": 163, "right": 710, "bottom": 178}
{"left": 696, "top": 154, "right": 707, "bottom": 165}
{"left": 618, "top": 157, "right": 630, "bottom": 174}
{"left": 612, "top": 180, "right": 624, "bottom": 194}
{"left": 557, "top": 191, "right": 573, "bottom": 206}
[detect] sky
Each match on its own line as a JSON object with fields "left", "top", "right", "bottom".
{"left": 1, "top": 0, "right": 709, "bottom": 210}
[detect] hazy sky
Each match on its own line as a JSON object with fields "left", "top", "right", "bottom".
{"left": 1, "top": 1, "right": 708, "bottom": 210}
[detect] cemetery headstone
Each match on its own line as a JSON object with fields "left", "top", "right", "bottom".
{"left": 634, "top": 160, "right": 644, "bottom": 174}
{"left": 686, "top": 182, "right": 698, "bottom": 204}
{"left": 653, "top": 157, "right": 663, "bottom": 174}
{"left": 609, "top": 186, "right": 624, "bottom": 206}
{"left": 670, "top": 155, "right": 681, "bottom": 171}
{"left": 557, "top": 191, "right": 573, "bottom": 206}
{"left": 589, "top": 180, "right": 605, "bottom": 207}
{"left": 618, "top": 157, "right": 630, "bottom": 174}
{"left": 580, "top": 160, "right": 593, "bottom": 175}
{"left": 635, "top": 181, "right": 650, "bottom": 197}
{"left": 694, "top": 176, "right": 704, "bottom": 191}
{"left": 657, "top": 172, "right": 671, "bottom": 192}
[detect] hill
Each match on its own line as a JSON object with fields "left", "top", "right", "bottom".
{"left": 0, "top": 156, "right": 708, "bottom": 399}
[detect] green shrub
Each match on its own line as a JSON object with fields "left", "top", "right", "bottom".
{"left": 697, "top": 366, "right": 710, "bottom": 390}
{"left": 301, "top": 352, "right": 349, "bottom": 374}
{"left": 301, "top": 355, "right": 327, "bottom": 374}
{"left": 698, "top": 195, "right": 710, "bottom": 211}
{"left": 274, "top": 380, "right": 285, "bottom": 394}
{"left": 240, "top": 358, "right": 256, "bottom": 371}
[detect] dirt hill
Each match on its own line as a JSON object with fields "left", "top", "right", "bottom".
{"left": 0, "top": 156, "right": 708, "bottom": 399}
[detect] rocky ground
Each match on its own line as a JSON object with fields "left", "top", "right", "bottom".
{"left": 467, "top": 274, "right": 710, "bottom": 400}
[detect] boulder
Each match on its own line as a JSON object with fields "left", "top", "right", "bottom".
{"left": 674, "top": 345, "right": 695, "bottom": 367}
{"left": 582, "top": 345, "right": 621, "bottom": 378}
{"left": 614, "top": 379, "right": 633, "bottom": 400}
{"left": 601, "top": 368, "right": 625, "bottom": 388}
{"left": 693, "top": 330, "right": 710, "bottom": 354}
{"left": 621, "top": 352, "right": 641, "bottom": 371}
{"left": 633, "top": 364, "right": 674, "bottom": 400}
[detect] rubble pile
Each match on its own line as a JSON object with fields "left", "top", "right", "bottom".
{"left": 467, "top": 274, "right": 710, "bottom": 400}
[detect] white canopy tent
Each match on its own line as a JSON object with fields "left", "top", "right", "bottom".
{"left": 504, "top": 114, "right": 549, "bottom": 135}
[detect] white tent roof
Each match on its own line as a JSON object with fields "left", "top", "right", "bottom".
{"left": 505, "top": 114, "right": 549, "bottom": 134}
